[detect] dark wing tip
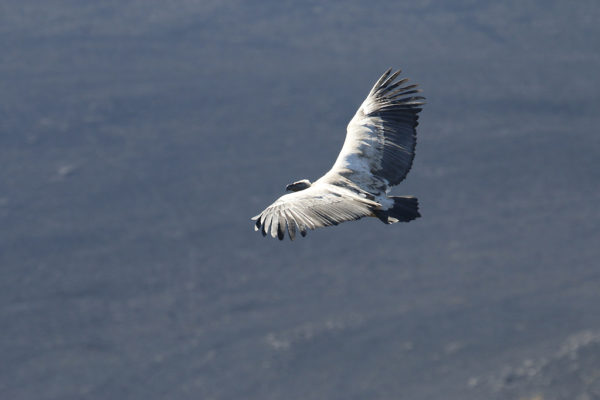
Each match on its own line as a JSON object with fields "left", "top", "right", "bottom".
{"left": 380, "top": 69, "right": 402, "bottom": 88}
{"left": 370, "top": 68, "right": 393, "bottom": 94}
{"left": 362, "top": 69, "right": 426, "bottom": 186}
{"left": 277, "top": 221, "right": 285, "bottom": 240}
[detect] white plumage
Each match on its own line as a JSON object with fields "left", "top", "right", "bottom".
{"left": 252, "top": 69, "right": 425, "bottom": 240}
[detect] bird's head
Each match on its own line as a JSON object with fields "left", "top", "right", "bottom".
{"left": 286, "top": 179, "right": 312, "bottom": 192}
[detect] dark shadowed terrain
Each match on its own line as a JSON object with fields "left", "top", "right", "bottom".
{"left": 1, "top": 1, "right": 599, "bottom": 399}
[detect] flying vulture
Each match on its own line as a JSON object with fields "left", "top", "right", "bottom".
{"left": 252, "top": 68, "right": 425, "bottom": 240}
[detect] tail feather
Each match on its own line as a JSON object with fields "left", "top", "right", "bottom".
{"left": 375, "top": 196, "right": 420, "bottom": 224}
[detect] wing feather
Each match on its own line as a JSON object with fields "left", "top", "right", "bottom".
{"left": 277, "top": 219, "right": 285, "bottom": 240}
{"left": 283, "top": 210, "right": 296, "bottom": 240}
{"left": 262, "top": 213, "right": 272, "bottom": 237}
{"left": 382, "top": 80, "right": 413, "bottom": 95}
{"left": 291, "top": 207, "right": 313, "bottom": 230}
{"left": 270, "top": 213, "right": 279, "bottom": 238}
{"left": 380, "top": 69, "right": 402, "bottom": 88}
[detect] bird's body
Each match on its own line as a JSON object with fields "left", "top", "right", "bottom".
{"left": 252, "top": 69, "right": 425, "bottom": 240}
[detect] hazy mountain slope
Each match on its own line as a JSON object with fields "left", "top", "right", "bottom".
{"left": 1, "top": 1, "right": 599, "bottom": 399}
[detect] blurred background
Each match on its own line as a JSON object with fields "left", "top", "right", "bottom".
{"left": 1, "top": 1, "right": 599, "bottom": 399}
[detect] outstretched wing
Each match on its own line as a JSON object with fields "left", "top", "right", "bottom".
{"left": 326, "top": 69, "right": 424, "bottom": 190}
{"left": 251, "top": 185, "right": 376, "bottom": 240}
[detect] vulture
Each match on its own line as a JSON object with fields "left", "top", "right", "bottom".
{"left": 252, "top": 68, "right": 425, "bottom": 240}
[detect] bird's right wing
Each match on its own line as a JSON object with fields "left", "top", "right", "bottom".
{"left": 251, "top": 185, "right": 377, "bottom": 240}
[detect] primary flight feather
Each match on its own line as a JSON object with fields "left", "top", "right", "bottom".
{"left": 252, "top": 68, "right": 425, "bottom": 240}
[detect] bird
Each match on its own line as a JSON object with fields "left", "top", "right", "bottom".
{"left": 252, "top": 68, "right": 425, "bottom": 240}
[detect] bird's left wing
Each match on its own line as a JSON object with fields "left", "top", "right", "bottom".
{"left": 251, "top": 185, "right": 377, "bottom": 240}
{"left": 324, "top": 69, "right": 425, "bottom": 191}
